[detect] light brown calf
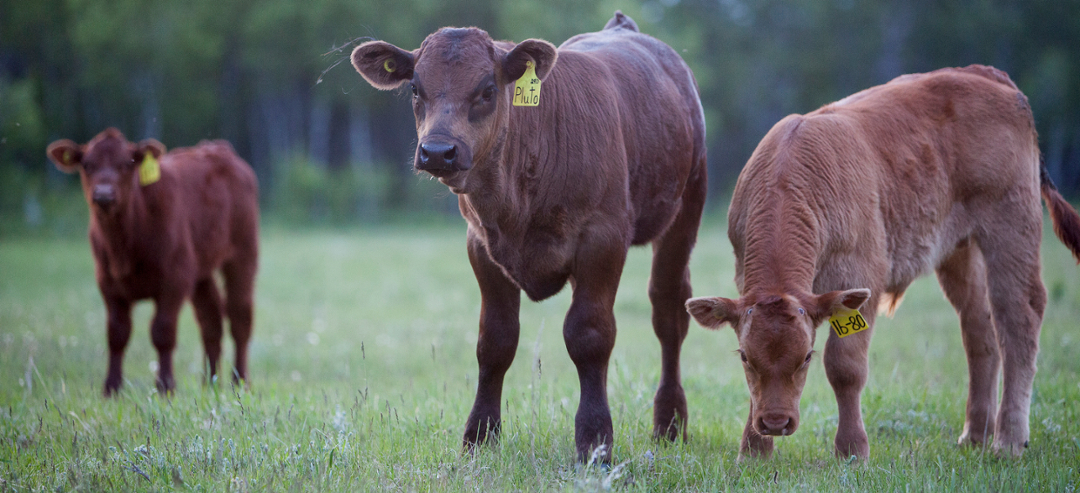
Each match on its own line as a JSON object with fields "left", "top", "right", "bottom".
{"left": 686, "top": 65, "right": 1080, "bottom": 460}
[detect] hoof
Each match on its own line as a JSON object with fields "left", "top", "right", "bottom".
{"left": 103, "top": 381, "right": 122, "bottom": 397}
{"left": 462, "top": 418, "right": 501, "bottom": 453}
{"left": 155, "top": 375, "right": 176, "bottom": 395}
{"left": 991, "top": 439, "right": 1027, "bottom": 458}
{"left": 957, "top": 431, "right": 992, "bottom": 448}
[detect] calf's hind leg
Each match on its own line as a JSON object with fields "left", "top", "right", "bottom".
{"left": 648, "top": 165, "right": 706, "bottom": 442}
{"left": 935, "top": 241, "right": 999, "bottom": 447}
{"left": 978, "top": 214, "right": 1046, "bottom": 457}
{"left": 222, "top": 257, "right": 257, "bottom": 384}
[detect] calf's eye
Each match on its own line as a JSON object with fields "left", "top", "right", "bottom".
{"left": 481, "top": 85, "right": 496, "bottom": 102}
{"left": 739, "top": 351, "right": 748, "bottom": 363}
{"left": 798, "top": 307, "right": 806, "bottom": 316}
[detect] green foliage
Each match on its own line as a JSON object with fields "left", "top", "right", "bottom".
{"left": 1, "top": 0, "right": 1080, "bottom": 230}
{"left": 0, "top": 79, "right": 46, "bottom": 166}
{"left": 266, "top": 155, "right": 461, "bottom": 227}
{"left": 0, "top": 165, "right": 86, "bottom": 239}
{"left": 269, "top": 156, "right": 393, "bottom": 225}
{"left": 1, "top": 221, "right": 1079, "bottom": 490}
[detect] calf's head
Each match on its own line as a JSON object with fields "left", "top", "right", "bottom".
{"left": 47, "top": 128, "right": 165, "bottom": 215}
{"left": 351, "top": 28, "right": 557, "bottom": 193}
{"left": 686, "top": 289, "right": 870, "bottom": 437}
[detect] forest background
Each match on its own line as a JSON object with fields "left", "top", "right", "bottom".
{"left": 2, "top": 0, "right": 1079, "bottom": 234}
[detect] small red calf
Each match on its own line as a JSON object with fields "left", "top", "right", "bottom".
{"left": 687, "top": 65, "right": 1080, "bottom": 460}
{"left": 47, "top": 128, "right": 260, "bottom": 395}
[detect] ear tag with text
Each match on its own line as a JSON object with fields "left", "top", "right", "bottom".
{"left": 513, "top": 60, "right": 541, "bottom": 107}
{"left": 139, "top": 153, "right": 161, "bottom": 186}
{"left": 829, "top": 307, "right": 868, "bottom": 338}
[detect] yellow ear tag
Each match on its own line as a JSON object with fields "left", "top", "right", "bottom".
{"left": 62, "top": 150, "right": 72, "bottom": 165}
{"left": 513, "top": 60, "right": 541, "bottom": 107}
{"left": 829, "top": 307, "right": 868, "bottom": 338}
{"left": 383, "top": 59, "right": 396, "bottom": 73}
{"left": 139, "top": 153, "right": 161, "bottom": 186}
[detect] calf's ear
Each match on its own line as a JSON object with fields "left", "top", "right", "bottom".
{"left": 811, "top": 288, "right": 871, "bottom": 323}
{"left": 686, "top": 296, "right": 740, "bottom": 330}
{"left": 134, "top": 138, "right": 166, "bottom": 162}
{"left": 352, "top": 41, "right": 415, "bottom": 90}
{"left": 46, "top": 140, "right": 82, "bottom": 173}
{"left": 503, "top": 39, "right": 558, "bottom": 82}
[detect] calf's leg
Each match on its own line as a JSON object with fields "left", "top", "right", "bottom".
{"left": 191, "top": 278, "right": 224, "bottom": 383}
{"left": 462, "top": 233, "right": 521, "bottom": 450}
{"left": 564, "top": 294, "right": 618, "bottom": 463}
{"left": 150, "top": 294, "right": 185, "bottom": 394}
{"left": 647, "top": 166, "right": 706, "bottom": 442}
{"left": 739, "top": 400, "right": 774, "bottom": 459}
{"left": 103, "top": 297, "right": 133, "bottom": 396}
{"left": 564, "top": 240, "right": 626, "bottom": 462}
{"left": 978, "top": 213, "right": 1045, "bottom": 457}
{"left": 823, "top": 310, "right": 875, "bottom": 459}
{"left": 935, "top": 241, "right": 999, "bottom": 447}
{"left": 223, "top": 257, "right": 257, "bottom": 383}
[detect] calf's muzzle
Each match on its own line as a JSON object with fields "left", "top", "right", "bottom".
{"left": 417, "top": 140, "right": 469, "bottom": 172}
{"left": 92, "top": 184, "right": 116, "bottom": 208}
{"left": 757, "top": 412, "right": 798, "bottom": 436}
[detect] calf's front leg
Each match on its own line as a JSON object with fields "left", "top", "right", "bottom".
{"left": 150, "top": 294, "right": 185, "bottom": 394}
{"left": 462, "top": 235, "right": 521, "bottom": 450}
{"left": 191, "top": 278, "right": 224, "bottom": 383}
{"left": 648, "top": 161, "right": 706, "bottom": 442}
{"left": 564, "top": 293, "right": 617, "bottom": 463}
{"left": 823, "top": 314, "right": 874, "bottom": 460}
{"left": 103, "top": 297, "right": 133, "bottom": 396}
{"left": 564, "top": 241, "right": 625, "bottom": 462}
{"left": 739, "top": 401, "right": 774, "bottom": 459}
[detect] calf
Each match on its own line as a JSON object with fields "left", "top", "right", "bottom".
{"left": 352, "top": 12, "right": 707, "bottom": 460}
{"left": 686, "top": 65, "right": 1080, "bottom": 459}
{"left": 47, "top": 128, "right": 260, "bottom": 395}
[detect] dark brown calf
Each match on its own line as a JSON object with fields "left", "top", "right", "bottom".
{"left": 47, "top": 128, "right": 259, "bottom": 395}
{"left": 352, "top": 12, "right": 707, "bottom": 460}
{"left": 687, "top": 65, "right": 1080, "bottom": 460}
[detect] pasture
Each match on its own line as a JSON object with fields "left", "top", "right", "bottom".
{"left": 1, "top": 216, "right": 1078, "bottom": 491}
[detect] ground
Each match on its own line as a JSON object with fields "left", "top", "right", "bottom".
{"left": 1, "top": 216, "right": 1078, "bottom": 491}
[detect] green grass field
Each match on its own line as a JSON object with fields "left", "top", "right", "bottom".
{"left": 1, "top": 217, "right": 1078, "bottom": 491}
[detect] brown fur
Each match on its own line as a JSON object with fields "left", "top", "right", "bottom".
{"left": 686, "top": 65, "right": 1080, "bottom": 460}
{"left": 352, "top": 11, "right": 708, "bottom": 460}
{"left": 47, "top": 128, "right": 260, "bottom": 396}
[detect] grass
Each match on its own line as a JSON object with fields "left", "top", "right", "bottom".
{"left": 1, "top": 216, "right": 1079, "bottom": 491}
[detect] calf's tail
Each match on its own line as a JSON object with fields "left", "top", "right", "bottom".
{"left": 1041, "top": 165, "right": 1080, "bottom": 263}
{"left": 604, "top": 11, "right": 640, "bottom": 32}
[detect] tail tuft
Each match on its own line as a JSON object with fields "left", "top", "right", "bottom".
{"left": 1041, "top": 165, "right": 1080, "bottom": 263}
